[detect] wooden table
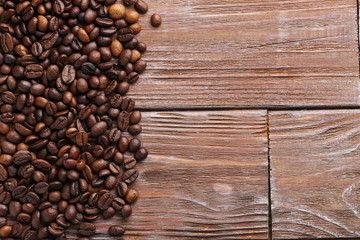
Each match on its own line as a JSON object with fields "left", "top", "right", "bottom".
{"left": 80, "top": 0, "right": 360, "bottom": 239}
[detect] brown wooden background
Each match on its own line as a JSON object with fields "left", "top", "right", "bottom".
{"left": 71, "top": 0, "right": 360, "bottom": 239}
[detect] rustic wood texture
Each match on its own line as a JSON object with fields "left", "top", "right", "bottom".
{"left": 67, "top": 110, "right": 269, "bottom": 239}
{"left": 269, "top": 110, "right": 360, "bottom": 239}
{"left": 128, "top": 0, "right": 359, "bottom": 110}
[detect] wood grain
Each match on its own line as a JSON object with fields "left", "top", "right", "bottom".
{"left": 128, "top": 0, "right": 359, "bottom": 110}
{"left": 67, "top": 110, "right": 269, "bottom": 239}
{"left": 269, "top": 110, "right": 360, "bottom": 239}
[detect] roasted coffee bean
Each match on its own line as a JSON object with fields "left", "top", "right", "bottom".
{"left": 13, "top": 150, "right": 32, "bottom": 165}
{"left": 91, "top": 121, "right": 108, "bottom": 137}
{"left": 34, "top": 182, "right": 48, "bottom": 194}
{"left": 97, "top": 192, "right": 113, "bottom": 210}
{"left": 135, "top": 147, "right": 148, "bottom": 161}
{"left": 122, "top": 169, "right": 138, "bottom": 184}
{"left": 54, "top": 0, "right": 65, "bottom": 15}
{"left": 118, "top": 28, "right": 134, "bottom": 42}
{"left": 12, "top": 222, "right": 22, "bottom": 238}
{"left": 26, "top": 192, "right": 40, "bottom": 205}
{"left": 112, "top": 197, "right": 125, "bottom": 211}
{"left": 48, "top": 222, "right": 64, "bottom": 236}
{"left": 0, "top": 0, "right": 149, "bottom": 237}
{"left": 135, "top": 0, "right": 148, "bottom": 13}
{"left": 24, "top": 64, "right": 43, "bottom": 79}
{"left": 41, "top": 207, "right": 58, "bottom": 223}
{"left": 95, "top": 17, "right": 113, "bottom": 27}
{"left": 62, "top": 65, "right": 76, "bottom": 84}
{"left": 0, "top": 33, "right": 13, "bottom": 54}
{"left": 79, "top": 222, "right": 96, "bottom": 237}
{"left": 121, "top": 204, "right": 132, "bottom": 218}
{"left": 123, "top": 158, "right": 137, "bottom": 170}
{"left": 151, "top": 14, "right": 162, "bottom": 27}
{"left": 117, "top": 111, "right": 130, "bottom": 131}
{"left": 40, "top": 32, "right": 59, "bottom": 50}
{"left": 109, "top": 225, "right": 125, "bottom": 236}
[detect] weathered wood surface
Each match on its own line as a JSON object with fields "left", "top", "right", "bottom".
{"left": 128, "top": 0, "right": 359, "bottom": 110}
{"left": 269, "top": 110, "right": 360, "bottom": 239}
{"left": 67, "top": 111, "right": 269, "bottom": 239}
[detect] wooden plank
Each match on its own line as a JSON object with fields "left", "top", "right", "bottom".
{"left": 128, "top": 0, "right": 359, "bottom": 110}
{"left": 67, "top": 110, "right": 269, "bottom": 239}
{"left": 269, "top": 110, "right": 360, "bottom": 239}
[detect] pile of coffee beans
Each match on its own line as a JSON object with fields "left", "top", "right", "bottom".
{"left": 0, "top": 0, "right": 158, "bottom": 238}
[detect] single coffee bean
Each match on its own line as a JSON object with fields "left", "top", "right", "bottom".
{"left": 123, "top": 157, "right": 137, "bottom": 170}
{"left": 151, "top": 14, "right": 162, "bottom": 27}
{"left": 0, "top": 33, "right": 13, "bottom": 54}
{"left": 135, "top": 147, "right": 148, "bottom": 161}
{"left": 40, "top": 32, "right": 59, "bottom": 50}
{"left": 135, "top": 0, "right": 148, "bottom": 13}
{"left": 62, "top": 65, "right": 76, "bottom": 84}
{"left": 97, "top": 192, "right": 113, "bottom": 210}
{"left": 122, "top": 169, "right": 139, "bottom": 184}
{"left": 108, "top": 225, "right": 125, "bottom": 236}
{"left": 121, "top": 204, "right": 132, "bottom": 218}
{"left": 112, "top": 197, "right": 125, "bottom": 211}
{"left": 24, "top": 64, "right": 43, "bottom": 79}
{"left": 117, "top": 111, "right": 130, "bottom": 131}
{"left": 79, "top": 222, "right": 96, "bottom": 236}
{"left": 118, "top": 28, "right": 134, "bottom": 42}
{"left": 91, "top": 121, "right": 108, "bottom": 137}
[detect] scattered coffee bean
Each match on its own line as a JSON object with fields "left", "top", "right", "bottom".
{"left": 151, "top": 14, "right": 162, "bottom": 27}
{"left": 0, "top": 0, "right": 150, "bottom": 238}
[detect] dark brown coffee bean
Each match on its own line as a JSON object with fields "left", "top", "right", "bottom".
{"left": 135, "top": 0, "right": 148, "bottom": 13}
{"left": 1, "top": 91, "right": 15, "bottom": 104}
{"left": 135, "top": 147, "right": 148, "bottom": 161}
{"left": 95, "top": 17, "right": 114, "bottom": 27}
{"left": 40, "top": 32, "right": 59, "bottom": 50}
{"left": 12, "top": 222, "right": 22, "bottom": 238}
{"left": 122, "top": 169, "right": 138, "bottom": 184}
{"left": 103, "top": 206, "right": 116, "bottom": 219}
{"left": 52, "top": 116, "right": 68, "bottom": 130}
{"left": 128, "top": 124, "right": 142, "bottom": 135}
{"left": 112, "top": 197, "right": 125, "bottom": 211}
{"left": 26, "top": 192, "right": 40, "bottom": 205}
{"left": 31, "top": 42, "right": 43, "bottom": 57}
{"left": 117, "top": 111, "right": 130, "bottom": 131}
{"left": 121, "top": 204, "right": 132, "bottom": 218}
{"left": 119, "top": 49, "right": 131, "bottom": 66}
{"left": 41, "top": 207, "right": 58, "bottom": 223}
{"left": 76, "top": 131, "right": 88, "bottom": 147}
{"left": 17, "top": 212, "right": 31, "bottom": 223}
{"left": 34, "top": 182, "right": 48, "bottom": 194}
{"left": 97, "top": 192, "right": 113, "bottom": 210}
{"left": 109, "top": 225, "right": 125, "bottom": 236}
{"left": 31, "top": 210, "right": 40, "bottom": 229}
{"left": 118, "top": 28, "right": 134, "bottom": 42}
{"left": 62, "top": 65, "right": 76, "bottom": 84}
{"left": 56, "top": 214, "right": 71, "bottom": 228}
{"left": 24, "top": 64, "right": 43, "bottom": 79}
{"left": 13, "top": 150, "right": 32, "bottom": 165}
{"left": 123, "top": 158, "right": 137, "bottom": 170}
{"left": 0, "top": 33, "right": 13, "bottom": 54}
{"left": 121, "top": 98, "right": 135, "bottom": 112}
{"left": 91, "top": 121, "right": 108, "bottom": 137}
{"left": 118, "top": 136, "right": 129, "bottom": 153}
{"left": 54, "top": 0, "right": 65, "bottom": 15}
{"left": 65, "top": 204, "right": 77, "bottom": 221}
{"left": 79, "top": 222, "right": 96, "bottom": 237}
{"left": 48, "top": 222, "right": 64, "bottom": 236}
{"left": 32, "top": 159, "right": 51, "bottom": 172}
{"left": 128, "top": 71, "right": 139, "bottom": 83}
{"left": 109, "top": 128, "right": 121, "bottom": 143}
{"left": 151, "top": 13, "right": 162, "bottom": 27}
